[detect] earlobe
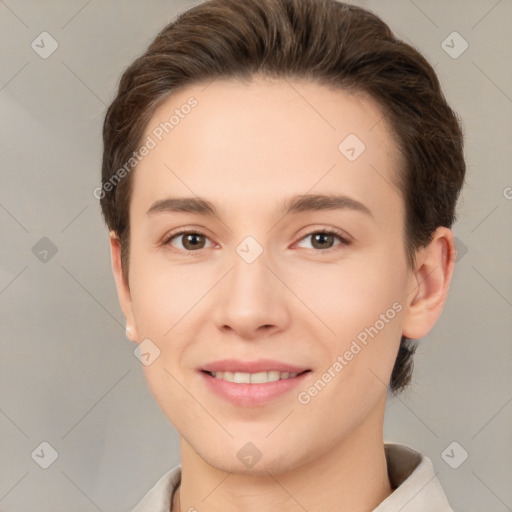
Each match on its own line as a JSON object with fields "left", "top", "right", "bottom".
{"left": 109, "top": 232, "right": 139, "bottom": 343}
{"left": 401, "top": 227, "right": 456, "bottom": 340}
{"left": 125, "top": 324, "right": 136, "bottom": 341}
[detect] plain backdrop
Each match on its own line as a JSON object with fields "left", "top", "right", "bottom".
{"left": 1, "top": 0, "right": 511, "bottom": 510}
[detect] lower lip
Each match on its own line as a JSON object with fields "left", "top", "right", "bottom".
{"left": 200, "top": 371, "right": 310, "bottom": 407}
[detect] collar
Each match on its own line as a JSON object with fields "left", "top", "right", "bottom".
{"left": 130, "top": 443, "right": 453, "bottom": 511}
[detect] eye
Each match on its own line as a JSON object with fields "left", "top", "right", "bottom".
{"left": 164, "top": 230, "right": 214, "bottom": 251}
{"left": 162, "top": 228, "right": 351, "bottom": 253}
{"left": 295, "top": 229, "right": 351, "bottom": 251}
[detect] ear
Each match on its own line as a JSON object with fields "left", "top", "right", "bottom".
{"left": 109, "top": 232, "right": 139, "bottom": 343}
{"left": 401, "top": 227, "right": 456, "bottom": 340}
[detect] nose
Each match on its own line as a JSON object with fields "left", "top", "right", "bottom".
{"left": 212, "top": 245, "right": 291, "bottom": 340}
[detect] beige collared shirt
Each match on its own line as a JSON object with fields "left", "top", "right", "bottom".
{"left": 131, "top": 443, "right": 454, "bottom": 511}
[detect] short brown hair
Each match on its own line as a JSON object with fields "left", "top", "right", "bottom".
{"left": 100, "top": 0, "right": 466, "bottom": 395}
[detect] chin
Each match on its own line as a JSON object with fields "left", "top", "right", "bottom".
{"left": 210, "top": 454, "right": 298, "bottom": 476}
{"left": 194, "top": 438, "right": 311, "bottom": 477}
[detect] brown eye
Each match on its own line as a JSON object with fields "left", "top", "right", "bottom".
{"left": 166, "top": 231, "right": 212, "bottom": 251}
{"left": 311, "top": 232, "right": 336, "bottom": 249}
{"left": 296, "top": 229, "right": 350, "bottom": 251}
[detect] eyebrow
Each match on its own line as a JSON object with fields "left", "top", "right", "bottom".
{"left": 146, "top": 193, "right": 373, "bottom": 218}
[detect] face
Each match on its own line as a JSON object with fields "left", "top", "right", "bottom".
{"left": 110, "top": 76, "right": 450, "bottom": 474}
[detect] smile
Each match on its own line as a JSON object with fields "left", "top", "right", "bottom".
{"left": 205, "top": 370, "right": 305, "bottom": 383}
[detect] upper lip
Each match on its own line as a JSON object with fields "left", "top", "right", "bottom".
{"left": 200, "top": 359, "right": 310, "bottom": 374}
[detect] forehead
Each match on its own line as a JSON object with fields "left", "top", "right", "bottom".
{"left": 145, "top": 76, "right": 395, "bottom": 150}
{"left": 131, "top": 76, "right": 403, "bottom": 221}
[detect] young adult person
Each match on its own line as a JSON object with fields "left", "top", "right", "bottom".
{"left": 99, "top": 0, "right": 466, "bottom": 510}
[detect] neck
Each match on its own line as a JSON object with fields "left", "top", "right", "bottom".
{"left": 174, "top": 396, "right": 392, "bottom": 512}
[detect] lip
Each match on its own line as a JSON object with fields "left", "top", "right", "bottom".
{"left": 200, "top": 358, "right": 310, "bottom": 374}
{"left": 200, "top": 369, "right": 311, "bottom": 407}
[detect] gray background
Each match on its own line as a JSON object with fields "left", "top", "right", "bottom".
{"left": 1, "top": 0, "right": 511, "bottom": 510}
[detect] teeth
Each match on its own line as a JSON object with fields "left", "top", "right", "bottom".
{"left": 210, "top": 370, "right": 300, "bottom": 383}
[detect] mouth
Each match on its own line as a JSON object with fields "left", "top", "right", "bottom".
{"left": 199, "top": 367, "right": 312, "bottom": 406}
{"left": 201, "top": 369, "right": 311, "bottom": 384}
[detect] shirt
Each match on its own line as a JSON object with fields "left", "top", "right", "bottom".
{"left": 130, "top": 442, "right": 454, "bottom": 511}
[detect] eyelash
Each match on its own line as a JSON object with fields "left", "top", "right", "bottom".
{"left": 161, "top": 227, "right": 351, "bottom": 254}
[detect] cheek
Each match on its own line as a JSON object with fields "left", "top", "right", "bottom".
{"left": 315, "top": 251, "right": 406, "bottom": 383}
{"left": 307, "top": 256, "right": 404, "bottom": 336}
{"left": 298, "top": 268, "right": 404, "bottom": 426}
{"left": 128, "top": 248, "right": 213, "bottom": 338}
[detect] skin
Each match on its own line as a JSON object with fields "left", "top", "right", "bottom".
{"left": 109, "top": 76, "right": 455, "bottom": 512}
